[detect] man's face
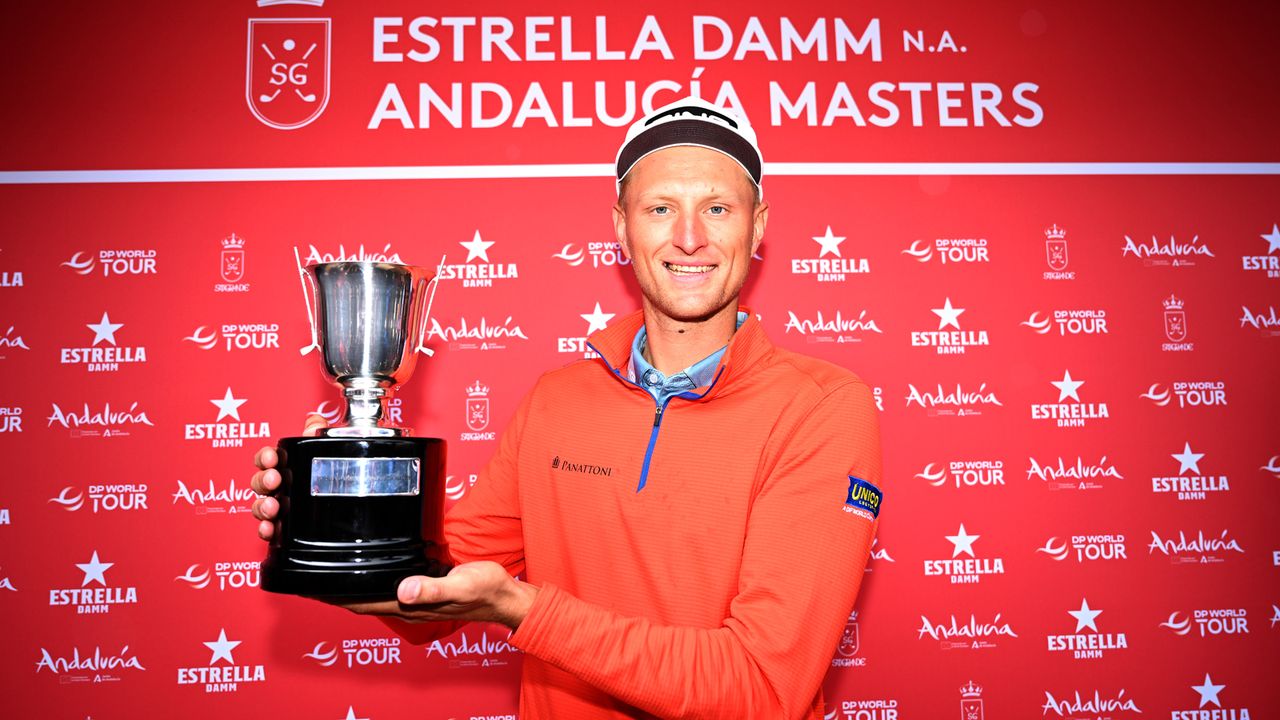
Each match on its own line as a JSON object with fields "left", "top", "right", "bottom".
{"left": 613, "top": 146, "right": 768, "bottom": 325}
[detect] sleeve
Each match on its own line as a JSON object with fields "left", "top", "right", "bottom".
{"left": 379, "top": 383, "right": 536, "bottom": 644}
{"left": 508, "top": 380, "right": 884, "bottom": 720}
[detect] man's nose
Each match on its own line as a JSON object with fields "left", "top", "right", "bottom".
{"left": 672, "top": 215, "right": 708, "bottom": 255}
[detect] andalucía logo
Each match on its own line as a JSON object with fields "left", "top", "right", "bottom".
{"left": 1026, "top": 456, "right": 1123, "bottom": 491}
{"left": 1148, "top": 529, "right": 1245, "bottom": 565}
{"left": 1161, "top": 293, "right": 1194, "bottom": 351}
{"left": 1036, "top": 534, "right": 1127, "bottom": 563}
{"left": 865, "top": 537, "right": 895, "bottom": 571}
{"left": 1030, "top": 370, "right": 1108, "bottom": 427}
{"left": 901, "top": 237, "right": 989, "bottom": 265}
{"left": 35, "top": 645, "right": 145, "bottom": 683}
{"left": 1151, "top": 442, "right": 1229, "bottom": 501}
{"left": 1122, "top": 234, "right": 1214, "bottom": 267}
{"left": 914, "top": 459, "right": 1005, "bottom": 489}
{"left": 60, "top": 249, "right": 158, "bottom": 277}
{"left": 175, "top": 561, "right": 261, "bottom": 592}
{"left": 60, "top": 312, "right": 147, "bottom": 372}
{"left": 1046, "top": 598, "right": 1127, "bottom": 659}
{"left": 791, "top": 226, "right": 870, "bottom": 282}
{"left": 303, "top": 637, "right": 403, "bottom": 669}
{"left": 461, "top": 381, "right": 496, "bottom": 441}
{"left": 1171, "top": 674, "right": 1250, "bottom": 720}
{"left": 47, "top": 401, "right": 154, "bottom": 439}
{"left": 184, "top": 387, "right": 270, "bottom": 448}
{"left": 923, "top": 524, "right": 1005, "bottom": 584}
{"left": 916, "top": 612, "right": 1018, "bottom": 650}
{"left": 246, "top": 7, "right": 330, "bottom": 130}
{"left": 904, "top": 382, "right": 1001, "bottom": 417}
{"left": 1020, "top": 309, "right": 1108, "bottom": 336}
{"left": 0, "top": 405, "right": 21, "bottom": 433}
{"left": 1239, "top": 305, "right": 1280, "bottom": 336}
{"left": 0, "top": 325, "right": 30, "bottom": 358}
{"left": 428, "top": 315, "right": 529, "bottom": 352}
{"left": 1241, "top": 223, "right": 1280, "bottom": 278}
{"left": 909, "top": 298, "right": 988, "bottom": 354}
{"left": 1043, "top": 224, "right": 1074, "bottom": 280}
{"left": 557, "top": 302, "right": 614, "bottom": 357}
{"left": 830, "top": 611, "right": 864, "bottom": 668}
{"left": 1041, "top": 688, "right": 1143, "bottom": 718}
{"left": 215, "top": 234, "right": 251, "bottom": 292}
{"left": 184, "top": 323, "right": 281, "bottom": 352}
{"left": 49, "top": 484, "right": 149, "bottom": 513}
{"left": 48, "top": 551, "right": 138, "bottom": 615}
{"left": 177, "top": 629, "right": 266, "bottom": 693}
{"left": 552, "top": 241, "right": 631, "bottom": 269}
{"left": 437, "top": 231, "right": 519, "bottom": 288}
{"left": 783, "top": 309, "right": 882, "bottom": 344}
{"left": 1160, "top": 608, "right": 1250, "bottom": 638}
{"left": 423, "top": 629, "right": 518, "bottom": 669}
{"left": 303, "top": 242, "right": 403, "bottom": 265}
{"left": 171, "top": 478, "right": 256, "bottom": 515}
{"left": 1140, "top": 380, "right": 1227, "bottom": 408}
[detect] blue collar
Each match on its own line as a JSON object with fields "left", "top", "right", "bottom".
{"left": 628, "top": 311, "right": 748, "bottom": 404}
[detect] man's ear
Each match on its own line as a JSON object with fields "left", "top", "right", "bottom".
{"left": 612, "top": 203, "right": 631, "bottom": 259}
{"left": 750, "top": 200, "right": 769, "bottom": 256}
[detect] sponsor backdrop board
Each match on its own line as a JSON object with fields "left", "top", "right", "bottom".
{"left": 1, "top": 2, "right": 1278, "bottom": 719}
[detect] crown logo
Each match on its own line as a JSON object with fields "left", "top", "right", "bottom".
{"left": 466, "top": 381, "right": 490, "bottom": 398}
{"left": 1044, "top": 224, "right": 1066, "bottom": 240}
{"left": 257, "top": 0, "right": 325, "bottom": 7}
{"left": 960, "top": 681, "right": 983, "bottom": 698}
{"left": 222, "top": 234, "right": 246, "bottom": 249}
{"left": 848, "top": 610, "right": 859, "bottom": 622}
{"left": 1162, "top": 294, "right": 1184, "bottom": 311}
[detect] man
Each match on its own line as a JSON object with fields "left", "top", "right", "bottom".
{"left": 251, "top": 97, "right": 883, "bottom": 719}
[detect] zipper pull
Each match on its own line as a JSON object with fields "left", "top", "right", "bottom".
{"left": 653, "top": 406, "right": 664, "bottom": 427}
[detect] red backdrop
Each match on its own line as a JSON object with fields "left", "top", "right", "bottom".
{"left": 2, "top": 2, "right": 1278, "bottom": 719}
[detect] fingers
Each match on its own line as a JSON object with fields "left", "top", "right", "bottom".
{"left": 251, "top": 495, "right": 278, "bottom": 521}
{"left": 250, "top": 468, "right": 280, "bottom": 496}
{"left": 256, "top": 518, "right": 274, "bottom": 541}
{"left": 253, "top": 445, "right": 277, "bottom": 471}
{"left": 397, "top": 575, "right": 452, "bottom": 605}
{"left": 303, "top": 413, "right": 327, "bottom": 437}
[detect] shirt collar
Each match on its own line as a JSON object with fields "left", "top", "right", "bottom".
{"left": 628, "top": 312, "right": 748, "bottom": 400}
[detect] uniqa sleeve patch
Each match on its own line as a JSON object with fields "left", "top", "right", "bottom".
{"left": 844, "top": 475, "right": 882, "bottom": 521}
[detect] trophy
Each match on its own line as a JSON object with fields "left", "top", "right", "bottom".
{"left": 261, "top": 259, "right": 449, "bottom": 599}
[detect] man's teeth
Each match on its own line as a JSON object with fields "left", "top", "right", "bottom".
{"left": 665, "top": 263, "right": 714, "bottom": 275}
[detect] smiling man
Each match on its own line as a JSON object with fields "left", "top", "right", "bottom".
{"left": 251, "top": 97, "right": 884, "bottom": 719}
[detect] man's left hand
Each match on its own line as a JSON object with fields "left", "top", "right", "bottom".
{"left": 337, "top": 561, "right": 538, "bottom": 630}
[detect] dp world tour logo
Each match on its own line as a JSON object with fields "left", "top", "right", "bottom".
{"left": 246, "top": 7, "right": 330, "bottom": 130}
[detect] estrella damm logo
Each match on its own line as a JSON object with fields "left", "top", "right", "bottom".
{"left": 844, "top": 476, "right": 883, "bottom": 520}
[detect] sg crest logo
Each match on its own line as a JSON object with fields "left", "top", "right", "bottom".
{"left": 246, "top": 3, "right": 331, "bottom": 130}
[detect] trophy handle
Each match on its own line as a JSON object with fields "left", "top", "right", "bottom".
{"left": 413, "top": 254, "right": 446, "bottom": 358}
{"left": 294, "top": 246, "right": 322, "bottom": 356}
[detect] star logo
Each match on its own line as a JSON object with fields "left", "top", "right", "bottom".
{"left": 1261, "top": 223, "right": 1280, "bottom": 254}
{"left": 1191, "top": 673, "right": 1225, "bottom": 708}
{"left": 204, "top": 629, "right": 242, "bottom": 666}
{"left": 580, "top": 302, "right": 615, "bottom": 335}
{"left": 812, "top": 226, "right": 846, "bottom": 258}
{"left": 459, "top": 230, "right": 495, "bottom": 263}
{"left": 342, "top": 708, "right": 371, "bottom": 720}
{"left": 931, "top": 298, "right": 965, "bottom": 330}
{"left": 1067, "top": 598, "right": 1102, "bottom": 632}
{"left": 1172, "top": 442, "right": 1205, "bottom": 475}
{"left": 210, "top": 387, "right": 247, "bottom": 422}
{"left": 86, "top": 312, "right": 124, "bottom": 346}
{"left": 945, "top": 524, "right": 980, "bottom": 558}
{"left": 76, "top": 551, "right": 113, "bottom": 587}
{"left": 1051, "top": 370, "right": 1084, "bottom": 402}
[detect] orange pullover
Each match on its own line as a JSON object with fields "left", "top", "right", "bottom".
{"left": 392, "top": 309, "right": 882, "bottom": 719}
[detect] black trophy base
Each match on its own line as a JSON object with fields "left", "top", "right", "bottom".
{"left": 261, "top": 435, "right": 450, "bottom": 601}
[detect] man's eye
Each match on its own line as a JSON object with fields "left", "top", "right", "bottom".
{"left": 652, "top": 206, "right": 670, "bottom": 215}
{"left": 708, "top": 206, "right": 727, "bottom": 215}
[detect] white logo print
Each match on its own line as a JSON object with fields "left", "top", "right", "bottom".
{"left": 435, "top": 231, "right": 519, "bottom": 288}
{"left": 910, "top": 298, "right": 988, "bottom": 354}
{"left": 791, "top": 226, "right": 870, "bottom": 282}
{"left": 901, "top": 237, "right": 989, "bottom": 265}
{"left": 552, "top": 242, "right": 631, "bottom": 269}
{"left": 184, "top": 387, "right": 270, "bottom": 448}
{"left": 1241, "top": 223, "right": 1280, "bottom": 277}
{"left": 1030, "top": 370, "right": 1108, "bottom": 427}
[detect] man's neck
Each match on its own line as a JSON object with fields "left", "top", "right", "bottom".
{"left": 640, "top": 303, "right": 740, "bottom": 375}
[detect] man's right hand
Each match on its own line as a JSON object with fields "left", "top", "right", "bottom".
{"left": 250, "top": 413, "right": 328, "bottom": 541}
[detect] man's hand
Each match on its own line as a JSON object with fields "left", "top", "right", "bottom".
{"left": 340, "top": 561, "right": 539, "bottom": 630}
{"left": 249, "top": 413, "right": 327, "bottom": 540}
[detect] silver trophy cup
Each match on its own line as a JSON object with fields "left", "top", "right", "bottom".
{"left": 262, "top": 261, "right": 449, "bottom": 599}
